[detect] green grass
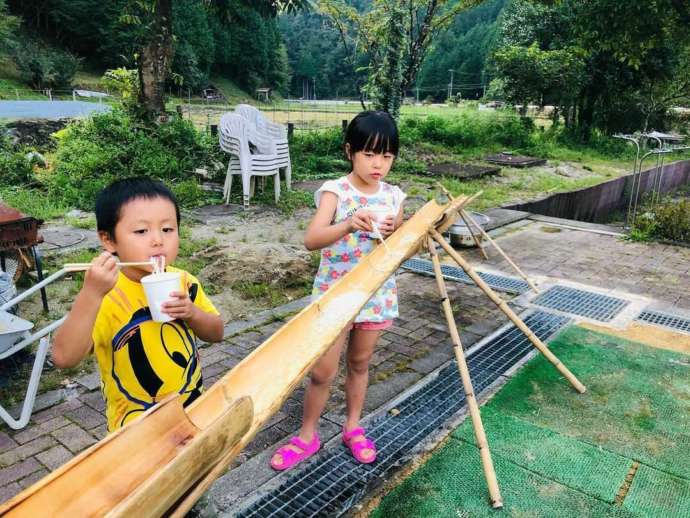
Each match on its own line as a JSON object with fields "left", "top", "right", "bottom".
{"left": 0, "top": 187, "right": 69, "bottom": 220}
{"left": 373, "top": 326, "right": 690, "bottom": 517}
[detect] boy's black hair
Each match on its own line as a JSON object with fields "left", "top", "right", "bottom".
{"left": 95, "top": 176, "right": 180, "bottom": 238}
{"left": 344, "top": 111, "right": 399, "bottom": 159}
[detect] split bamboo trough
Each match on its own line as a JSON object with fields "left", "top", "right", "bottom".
{"left": 0, "top": 197, "right": 473, "bottom": 517}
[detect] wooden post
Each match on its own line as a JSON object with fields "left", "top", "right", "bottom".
{"left": 427, "top": 236, "right": 503, "bottom": 509}
{"left": 459, "top": 211, "right": 488, "bottom": 260}
{"left": 176, "top": 105, "right": 183, "bottom": 118}
{"left": 342, "top": 119, "right": 348, "bottom": 134}
{"left": 287, "top": 122, "right": 295, "bottom": 139}
{"left": 430, "top": 229, "right": 586, "bottom": 394}
{"left": 460, "top": 209, "right": 539, "bottom": 294}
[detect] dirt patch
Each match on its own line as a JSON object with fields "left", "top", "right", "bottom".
{"left": 198, "top": 242, "right": 317, "bottom": 320}
{"left": 424, "top": 162, "right": 500, "bottom": 180}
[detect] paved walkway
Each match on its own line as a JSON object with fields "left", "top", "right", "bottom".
{"left": 0, "top": 217, "right": 688, "bottom": 508}
{"left": 463, "top": 218, "right": 690, "bottom": 307}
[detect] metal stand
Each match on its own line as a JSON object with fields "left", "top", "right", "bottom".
{"left": 614, "top": 132, "right": 689, "bottom": 228}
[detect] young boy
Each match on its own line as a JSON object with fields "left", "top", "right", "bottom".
{"left": 52, "top": 177, "right": 224, "bottom": 431}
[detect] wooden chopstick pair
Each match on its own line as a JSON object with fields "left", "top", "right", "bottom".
{"left": 63, "top": 261, "right": 154, "bottom": 272}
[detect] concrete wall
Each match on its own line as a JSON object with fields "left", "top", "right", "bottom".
{"left": 506, "top": 159, "right": 690, "bottom": 222}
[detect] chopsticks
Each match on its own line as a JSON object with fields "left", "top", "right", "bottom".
{"left": 63, "top": 261, "right": 154, "bottom": 272}
{"left": 371, "top": 221, "right": 391, "bottom": 253}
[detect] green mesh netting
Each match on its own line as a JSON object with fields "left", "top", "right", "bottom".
{"left": 373, "top": 325, "right": 690, "bottom": 517}
{"left": 486, "top": 326, "right": 690, "bottom": 481}
{"left": 452, "top": 408, "right": 631, "bottom": 503}
{"left": 370, "top": 439, "right": 636, "bottom": 518}
{"left": 622, "top": 464, "right": 690, "bottom": 516}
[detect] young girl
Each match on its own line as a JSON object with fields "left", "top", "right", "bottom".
{"left": 271, "top": 111, "right": 406, "bottom": 471}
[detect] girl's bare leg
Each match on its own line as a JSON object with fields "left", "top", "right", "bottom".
{"left": 343, "top": 328, "right": 380, "bottom": 461}
{"left": 271, "top": 327, "right": 349, "bottom": 465}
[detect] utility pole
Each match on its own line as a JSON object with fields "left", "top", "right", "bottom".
{"left": 448, "top": 69, "right": 455, "bottom": 100}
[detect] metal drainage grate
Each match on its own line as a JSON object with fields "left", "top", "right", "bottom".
{"left": 533, "top": 285, "right": 629, "bottom": 322}
{"left": 401, "top": 257, "right": 530, "bottom": 295}
{"left": 636, "top": 310, "right": 690, "bottom": 334}
{"left": 236, "top": 310, "right": 570, "bottom": 518}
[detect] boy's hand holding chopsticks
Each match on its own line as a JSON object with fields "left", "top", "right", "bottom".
{"left": 81, "top": 252, "right": 119, "bottom": 298}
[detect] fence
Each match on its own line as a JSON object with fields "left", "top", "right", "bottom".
{"left": 1, "top": 86, "right": 550, "bottom": 131}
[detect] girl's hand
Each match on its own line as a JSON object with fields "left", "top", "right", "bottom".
{"left": 83, "top": 252, "right": 119, "bottom": 298}
{"left": 375, "top": 215, "right": 395, "bottom": 237}
{"left": 350, "top": 209, "right": 374, "bottom": 233}
{"left": 162, "top": 291, "right": 197, "bottom": 321}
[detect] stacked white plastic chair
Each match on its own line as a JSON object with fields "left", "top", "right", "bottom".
{"left": 219, "top": 113, "right": 281, "bottom": 207}
{"left": 234, "top": 104, "right": 291, "bottom": 189}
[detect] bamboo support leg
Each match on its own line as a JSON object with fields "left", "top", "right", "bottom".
{"left": 460, "top": 211, "right": 489, "bottom": 260}
{"left": 460, "top": 210, "right": 539, "bottom": 294}
{"left": 430, "top": 229, "right": 586, "bottom": 394}
{"left": 427, "top": 236, "right": 503, "bottom": 508}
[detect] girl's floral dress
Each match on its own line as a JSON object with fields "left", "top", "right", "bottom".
{"left": 312, "top": 176, "right": 406, "bottom": 323}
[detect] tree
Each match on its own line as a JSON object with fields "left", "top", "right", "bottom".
{"left": 318, "top": 0, "right": 483, "bottom": 110}
{"left": 417, "top": 0, "right": 505, "bottom": 101}
{"left": 364, "top": 3, "right": 405, "bottom": 118}
{"left": 0, "top": 0, "right": 19, "bottom": 53}
{"left": 121, "top": 0, "right": 310, "bottom": 119}
{"left": 491, "top": 0, "right": 690, "bottom": 137}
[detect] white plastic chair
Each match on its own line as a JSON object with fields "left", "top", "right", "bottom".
{"left": 0, "top": 268, "right": 68, "bottom": 429}
{"left": 234, "top": 104, "right": 292, "bottom": 189}
{"left": 219, "top": 113, "right": 281, "bottom": 207}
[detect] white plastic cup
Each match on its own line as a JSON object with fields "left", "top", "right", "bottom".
{"left": 141, "top": 271, "right": 182, "bottom": 322}
{"left": 367, "top": 206, "right": 396, "bottom": 224}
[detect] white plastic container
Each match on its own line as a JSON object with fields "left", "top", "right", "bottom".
{"left": 141, "top": 271, "right": 182, "bottom": 323}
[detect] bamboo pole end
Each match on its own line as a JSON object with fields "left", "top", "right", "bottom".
{"left": 491, "top": 499, "right": 504, "bottom": 509}
{"left": 575, "top": 383, "right": 587, "bottom": 394}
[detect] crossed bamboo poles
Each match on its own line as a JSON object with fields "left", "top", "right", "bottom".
{"left": 426, "top": 191, "right": 586, "bottom": 508}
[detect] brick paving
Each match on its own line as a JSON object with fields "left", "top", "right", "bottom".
{"left": 0, "top": 221, "right": 688, "bottom": 507}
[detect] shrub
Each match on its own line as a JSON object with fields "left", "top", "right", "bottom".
{"left": 13, "top": 40, "right": 80, "bottom": 90}
{"left": 631, "top": 198, "right": 690, "bottom": 244}
{"left": 0, "top": 137, "right": 37, "bottom": 187}
{"left": 45, "top": 109, "right": 219, "bottom": 209}
{"left": 399, "top": 110, "right": 531, "bottom": 149}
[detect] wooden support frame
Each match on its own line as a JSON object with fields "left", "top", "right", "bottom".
{"left": 430, "top": 229, "right": 586, "bottom": 394}
{"left": 426, "top": 236, "right": 503, "bottom": 508}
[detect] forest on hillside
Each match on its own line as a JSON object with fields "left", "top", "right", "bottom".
{"left": 1, "top": 0, "right": 688, "bottom": 135}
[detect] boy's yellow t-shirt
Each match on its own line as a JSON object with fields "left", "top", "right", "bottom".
{"left": 91, "top": 266, "right": 219, "bottom": 431}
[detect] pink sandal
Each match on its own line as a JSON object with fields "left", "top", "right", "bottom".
{"left": 342, "top": 427, "right": 377, "bottom": 464}
{"left": 270, "top": 433, "right": 321, "bottom": 471}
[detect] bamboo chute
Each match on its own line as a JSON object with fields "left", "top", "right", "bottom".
{"left": 0, "top": 194, "right": 584, "bottom": 516}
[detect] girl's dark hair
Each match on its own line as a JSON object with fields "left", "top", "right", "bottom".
{"left": 344, "top": 111, "right": 399, "bottom": 159}
{"left": 95, "top": 176, "right": 180, "bottom": 238}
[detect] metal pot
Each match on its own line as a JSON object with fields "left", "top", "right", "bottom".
{"left": 447, "top": 211, "right": 490, "bottom": 248}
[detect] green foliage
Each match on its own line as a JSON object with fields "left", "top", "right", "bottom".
{"left": 0, "top": 0, "right": 18, "bottom": 53}
{"left": 45, "top": 110, "right": 219, "bottom": 209}
{"left": 400, "top": 110, "right": 531, "bottom": 149}
{"left": 417, "top": 0, "right": 505, "bottom": 101}
{"left": 492, "top": 0, "right": 690, "bottom": 136}
{"left": 492, "top": 43, "right": 586, "bottom": 118}
{"left": 632, "top": 198, "right": 690, "bottom": 244}
{"left": 365, "top": 3, "right": 405, "bottom": 119}
{"left": 0, "top": 137, "right": 37, "bottom": 187}
{"left": 101, "top": 68, "right": 139, "bottom": 113}
{"left": 0, "top": 186, "right": 68, "bottom": 221}
{"left": 12, "top": 39, "right": 81, "bottom": 90}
